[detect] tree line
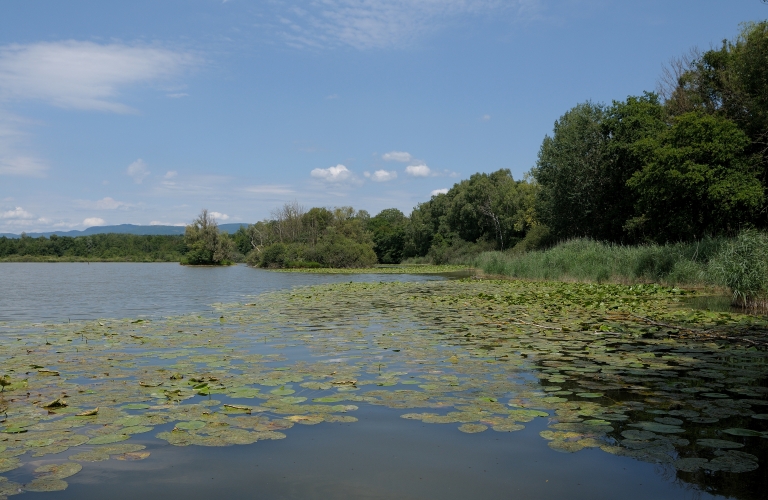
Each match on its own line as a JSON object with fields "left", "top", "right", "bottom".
{"left": 0, "top": 233, "right": 186, "bottom": 262}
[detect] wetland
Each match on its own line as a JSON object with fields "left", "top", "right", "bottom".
{"left": 1, "top": 263, "right": 767, "bottom": 499}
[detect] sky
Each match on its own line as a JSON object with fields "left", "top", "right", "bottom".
{"left": 1, "top": 0, "right": 767, "bottom": 233}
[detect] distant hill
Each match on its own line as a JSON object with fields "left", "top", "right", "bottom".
{"left": 0, "top": 223, "right": 249, "bottom": 239}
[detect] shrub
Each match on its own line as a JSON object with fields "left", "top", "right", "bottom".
{"left": 709, "top": 230, "right": 768, "bottom": 307}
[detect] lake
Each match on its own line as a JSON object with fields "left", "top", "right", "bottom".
{"left": 1, "top": 263, "right": 764, "bottom": 500}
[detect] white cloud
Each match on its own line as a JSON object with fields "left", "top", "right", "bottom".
{"left": 276, "top": 0, "right": 538, "bottom": 50}
{"left": 0, "top": 41, "right": 196, "bottom": 113}
{"left": 164, "top": 170, "right": 178, "bottom": 179}
{"left": 431, "top": 188, "right": 449, "bottom": 196}
{"left": 210, "top": 211, "right": 230, "bottom": 221}
{"left": 1, "top": 206, "right": 34, "bottom": 219}
{"left": 127, "top": 159, "right": 150, "bottom": 184}
{"left": 245, "top": 185, "right": 295, "bottom": 195}
{"left": 364, "top": 169, "right": 398, "bottom": 182}
{"left": 405, "top": 164, "right": 432, "bottom": 177}
{"left": 167, "top": 93, "right": 189, "bottom": 99}
{"left": 382, "top": 151, "right": 412, "bottom": 163}
{"left": 0, "top": 155, "right": 47, "bottom": 176}
{"left": 150, "top": 220, "right": 186, "bottom": 226}
{"left": 83, "top": 217, "right": 105, "bottom": 226}
{"left": 311, "top": 164, "right": 353, "bottom": 182}
{"left": 0, "top": 112, "right": 47, "bottom": 177}
{"left": 482, "top": 114, "right": 491, "bottom": 121}
{"left": 95, "top": 197, "right": 128, "bottom": 210}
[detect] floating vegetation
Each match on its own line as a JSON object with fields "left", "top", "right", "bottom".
{"left": 0, "top": 278, "right": 767, "bottom": 498}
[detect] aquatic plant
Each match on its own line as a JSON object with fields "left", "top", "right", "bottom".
{"left": 709, "top": 229, "right": 768, "bottom": 309}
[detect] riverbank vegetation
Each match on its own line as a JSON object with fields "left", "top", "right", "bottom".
{"left": 0, "top": 233, "right": 186, "bottom": 262}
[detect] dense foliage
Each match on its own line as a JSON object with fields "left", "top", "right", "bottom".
{"left": 236, "top": 205, "right": 377, "bottom": 268}
{"left": 533, "top": 21, "right": 768, "bottom": 244}
{"left": 0, "top": 233, "right": 186, "bottom": 262}
{"left": 182, "top": 209, "right": 235, "bottom": 265}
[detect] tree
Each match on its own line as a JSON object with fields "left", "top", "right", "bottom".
{"left": 368, "top": 208, "right": 407, "bottom": 263}
{"left": 627, "top": 112, "right": 764, "bottom": 242}
{"left": 532, "top": 102, "right": 612, "bottom": 240}
{"left": 183, "top": 209, "right": 234, "bottom": 265}
{"left": 664, "top": 21, "right": 768, "bottom": 192}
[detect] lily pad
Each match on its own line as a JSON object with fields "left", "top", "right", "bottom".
{"left": 175, "top": 421, "right": 206, "bottom": 431}
{"left": 34, "top": 462, "right": 82, "bottom": 479}
{"left": 458, "top": 424, "right": 487, "bottom": 433}
{"left": 696, "top": 439, "right": 744, "bottom": 449}
{"left": 25, "top": 478, "right": 68, "bottom": 492}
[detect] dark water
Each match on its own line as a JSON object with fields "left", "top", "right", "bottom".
{"left": 0, "top": 264, "right": 726, "bottom": 499}
{"left": 18, "top": 406, "right": 711, "bottom": 500}
{"left": 0, "top": 263, "right": 441, "bottom": 322}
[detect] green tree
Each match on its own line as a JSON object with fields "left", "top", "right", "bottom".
{"left": 627, "top": 112, "right": 764, "bottom": 242}
{"left": 368, "top": 208, "right": 407, "bottom": 263}
{"left": 532, "top": 102, "right": 612, "bottom": 240}
{"left": 665, "top": 21, "right": 768, "bottom": 189}
{"left": 183, "top": 209, "right": 234, "bottom": 265}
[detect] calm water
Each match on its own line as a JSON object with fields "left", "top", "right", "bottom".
{"left": 0, "top": 264, "right": 730, "bottom": 499}
{"left": 0, "top": 263, "right": 442, "bottom": 323}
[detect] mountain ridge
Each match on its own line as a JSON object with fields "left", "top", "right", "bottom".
{"left": 0, "top": 223, "right": 250, "bottom": 239}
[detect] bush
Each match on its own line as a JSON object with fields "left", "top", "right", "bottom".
{"left": 255, "top": 237, "right": 377, "bottom": 269}
{"left": 709, "top": 230, "right": 768, "bottom": 307}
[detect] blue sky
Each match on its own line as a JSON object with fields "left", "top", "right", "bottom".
{"left": 1, "top": 0, "right": 767, "bottom": 232}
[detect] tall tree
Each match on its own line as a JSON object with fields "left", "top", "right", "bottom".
{"left": 627, "top": 112, "right": 764, "bottom": 242}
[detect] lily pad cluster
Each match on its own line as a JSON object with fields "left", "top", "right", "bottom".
{"left": 1, "top": 278, "right": 767, "bottom": 499}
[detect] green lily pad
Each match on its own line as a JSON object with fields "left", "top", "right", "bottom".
{"left": 696, "top": 439, "right": 744, "bottom": 449}
{"left": 25, "top": 478, "right": 68, "bottom": 492}
{"left": 34, "top": 462, "right": 82, "bottom": 479}
{"left": 628, "top": 422, "right": 684, "bottom": 434}
{"left": 270, "top": 386, "right": 295, "bottom": 396}
{"left": 458, "top": 423, "right": 487, "bottom": 433}
{"left": 723, "top": 428, "right": 763, "bottom": 437}
{"left": 175, "top": 421, "right": 206, "bottom": 431}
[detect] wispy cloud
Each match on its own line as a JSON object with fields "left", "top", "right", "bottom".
{"left": 0, "top": 112, "right": 47, "bottom": 177}
{"left": 275, "top": 1, "right": 540, "bottom": 50}
{"left": 150, "top": 220, "right": 186, "bottom": 226}
{"left": 364, "top": 169, "right": 398, "bottom": 182}
{"left": 127, "top": 159, "right": 150, "bottom": 184}
{"left": 382, "top": 151, "right": 412, "bottom": 162}
{"left": 0, "top": 41, "right": 197, "bottom": 113}
{"left": 245, "top": 184, "right": 296, "bottom": 195}
{"left": 77, "top": 197, "right": 131, "bottom": 210}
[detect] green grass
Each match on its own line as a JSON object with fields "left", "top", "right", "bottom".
{"left": 471, "top": 237, "right": 726, "bottom": 286}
